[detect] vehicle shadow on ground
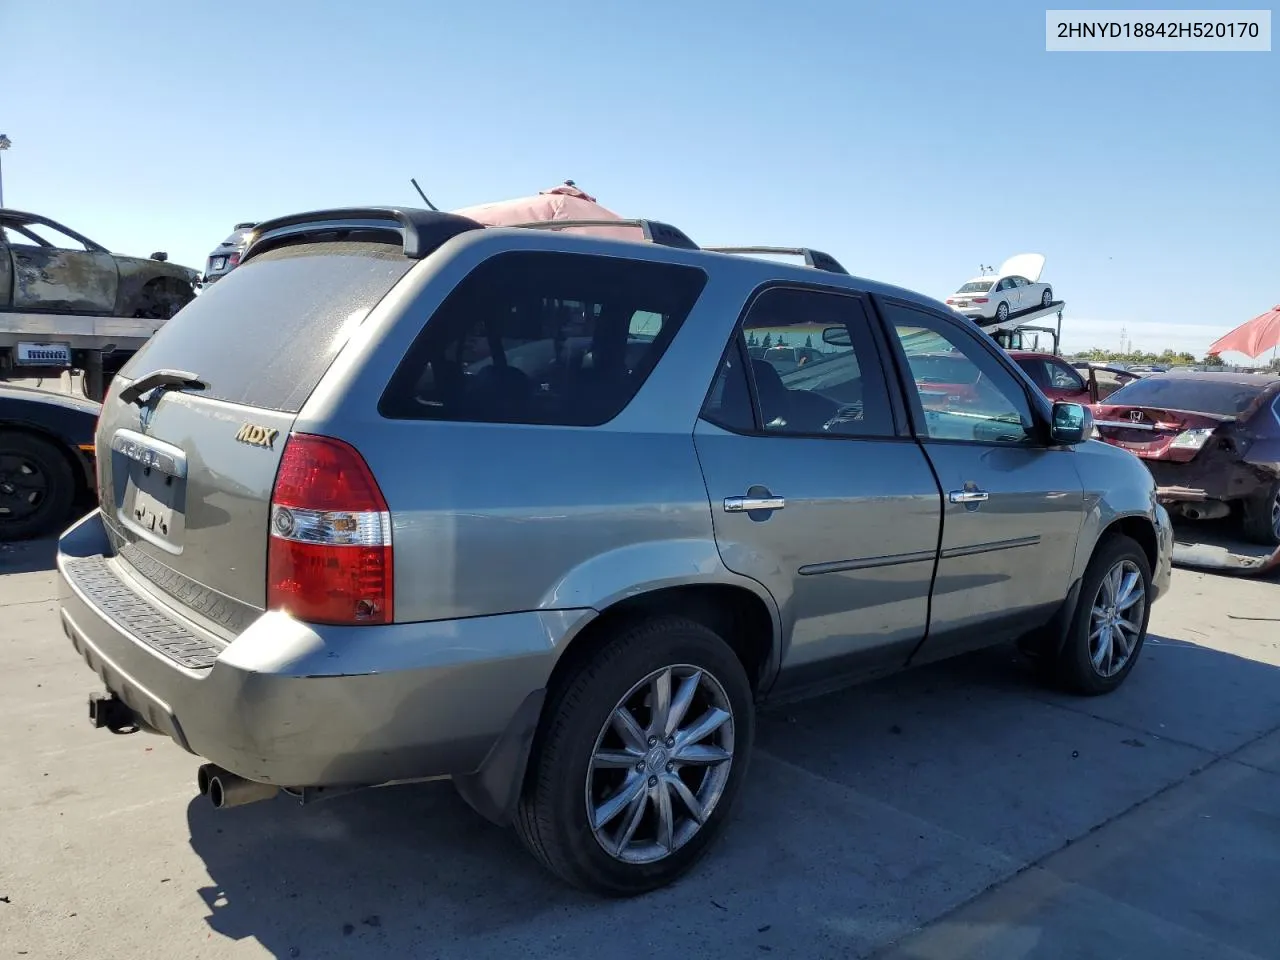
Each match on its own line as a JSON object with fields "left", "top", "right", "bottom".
{"left": 0, "top": 536, "right": 58, "bottom": 574}
{"left": 185, "top": 635, "right": 1280, "bottom": 960}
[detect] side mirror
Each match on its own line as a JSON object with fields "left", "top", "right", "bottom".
{"left": 150, "top": 251, "right": 168, "bottom": 262}
{"left": 1050, "top": 401, "right": 1092, "bottom": 445}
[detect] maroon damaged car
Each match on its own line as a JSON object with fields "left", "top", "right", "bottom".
{"left": 1092, "top": 371, "right": 1280, "bottom": 545}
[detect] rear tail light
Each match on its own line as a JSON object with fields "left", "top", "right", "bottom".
{"left": 945, "top": 298, "right": 955, "bottom": 304}
{"left": 973, "top": 297, "right": 989, "bottom": 303}
{"left": 1169, "top": 427, "right": 1214, "bottom": 450}
{"left": 228, "top": 253, "right": 241, "bottom": 266}
{"left": 267, "top": 433, "right": 393, "bottom": 625}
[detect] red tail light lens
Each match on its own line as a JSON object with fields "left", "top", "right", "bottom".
{"left": 973, "top": 297, "right": 989, "bottom": 303}
{"left": 266, "top": 433, "right": 393, "bottom": 625}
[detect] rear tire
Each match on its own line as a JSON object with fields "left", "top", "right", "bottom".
{"left": 995, "top": 301, "right": 1010, "bottom": 324}
{"left": 1044, "top": 534, "right": 1152, "bottom": 696}
{"left": 1241, "top": 480, "right": 1280, "bottom": 546}
{"left": 514, "top": 616, "right": 755, "bottom": 896}
{"left": 0, "top": 431, "right": 77, "bottom": 541}
{"left": 1041, "top": 288, "right": 1053, "bottom": 307}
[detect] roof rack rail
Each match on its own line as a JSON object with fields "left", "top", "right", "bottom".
{"left": 241, "top": 207, "right": 483, "bottom": 262}
{"left": 504, "top": 218, "right": 699, "bottom": 251}
{"left": 705, "top": 246, "right": 849, "bottom": 275}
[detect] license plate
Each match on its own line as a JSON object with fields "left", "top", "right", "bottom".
{"left": 15, "top": 341, "right": 71, "bottom": 366}
{"left": 119, "top": 460, "right": 186, "bottom": 549}
{"left": 211, "top": 256, "right": 227, "bottom": 271}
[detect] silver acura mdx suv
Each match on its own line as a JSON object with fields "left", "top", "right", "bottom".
{"left": 57, "top": 207, "right": 1173, "bottom": 896}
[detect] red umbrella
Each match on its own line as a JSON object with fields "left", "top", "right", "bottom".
{"left": 451, "top": 181, "right": 644, "bottom": 243}
{"left": 1208, "top": 304, "right": 1280, "bottom": 359}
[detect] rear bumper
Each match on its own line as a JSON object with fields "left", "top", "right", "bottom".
{"left": 1145, "top": 457, "right": 1274, "bottom": 505}
{"left": 57, "top": 509, "right": 586, "bottom": 787}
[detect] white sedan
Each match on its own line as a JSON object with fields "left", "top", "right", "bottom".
{"left": 945, "top": 253, "right": 1054, "bottom": 327}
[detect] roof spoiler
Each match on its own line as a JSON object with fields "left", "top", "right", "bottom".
{"left": 704, "top": 246, "right": 849, "bottom": 275}
{"left": 239, "top": 207, "right": 847, "bottom": 274}
{"left": 240, "top": 207, "right": 484, "bottom": 263}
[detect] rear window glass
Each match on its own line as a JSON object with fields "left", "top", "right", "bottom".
{"left": 956, "top": 281, "right": 993, "bottom": 294}
{"left": 1104, "top": 376, "right": 1268, "bottom": 417}
{"left": 379, "top": 250, "right": 707, "bottom": 426}
{"left": 120, "top": 241, "right": 413, "bottom": 413}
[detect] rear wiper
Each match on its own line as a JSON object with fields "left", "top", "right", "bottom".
{"left": 119, "top": 369, "right": 208, "bottom": 406}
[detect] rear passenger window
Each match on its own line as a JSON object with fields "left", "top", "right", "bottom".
{"left": 705, "top": 287, "right": 894, "bottom": 438}
{"left": 380, "top": 252, "right": 707, "bottom": 426}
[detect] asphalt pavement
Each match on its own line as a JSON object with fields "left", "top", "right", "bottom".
{"left": 1, "top": 537, "right": 1278, "bottom": 960}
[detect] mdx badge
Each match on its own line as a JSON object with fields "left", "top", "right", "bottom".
{"left": 236, "top": 423, "right": 279, "bottom": 449}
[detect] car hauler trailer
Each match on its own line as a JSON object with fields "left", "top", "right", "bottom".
{"left": 0, "top": 311, "right": 163, "bottom": 400}
{"left": 977, "top": 298, "right": 1066, "bottom": 348}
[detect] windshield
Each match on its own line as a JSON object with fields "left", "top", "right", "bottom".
{"left": 956, "top": 281, "right": 993, "bottom": 294}
{"left": 1104, "top": 377, "right": 1267, "bottom": 417}
{"left": 220, "top": 229, "right": 254, "bottom": 249}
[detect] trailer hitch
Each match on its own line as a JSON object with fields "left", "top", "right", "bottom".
{"left": 88, "top": 693, "right": 143, "bottom": 734}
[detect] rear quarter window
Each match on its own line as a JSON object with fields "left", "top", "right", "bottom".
{"left": 120, "top": 241, "right": 413, "bottom": 413}
{"left": 379, "top": 250, "right": 708, "bottom": 426}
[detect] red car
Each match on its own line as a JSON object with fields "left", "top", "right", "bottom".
{"left": 1008, "top": 350, "right": 1093, "bottom": 405}
{"left": 1091, "top": 371, "right": 1280, "bottom": 545}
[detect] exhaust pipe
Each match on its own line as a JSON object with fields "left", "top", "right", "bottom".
{"left": 196, "top": 763, "right": 279, "bottom": 809}
{"left": 1182, "top": 501, "right": 1230, "bottom": 521}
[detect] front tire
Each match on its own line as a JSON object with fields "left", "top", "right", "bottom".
{"left": 1241, "top": 479, "right": 1280, "bottom": 546}
{"left": 1046, "top": 534, "right": 1152, "bottom": 695}
{"left": 514, "top": 616, "right": 755, "bottom": 896}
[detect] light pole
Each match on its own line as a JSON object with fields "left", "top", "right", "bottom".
{"left": 0, "top": 134, "right": 10, "bottom": 207}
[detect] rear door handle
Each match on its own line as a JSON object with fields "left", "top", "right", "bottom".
{"left": 724, "top": 496, "right": 786, "bottom": 513}
{"left": 949, "top": 489, "right": 989, "bottom": 504}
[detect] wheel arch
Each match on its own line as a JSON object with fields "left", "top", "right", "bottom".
{"left": 1099, "top": 513, "right": 1159, "bottom": 573}
{"left": 1028, "top": 510, "right": 1158, "bottom": 664}
{"left": 122, "top": 273, "right": 194, "bottom": 319}
{"left": 453, "top": 577, "right": 780, "bottom": 829}
{"left": 548, "top": 581, "right": 781, "bottom": 700}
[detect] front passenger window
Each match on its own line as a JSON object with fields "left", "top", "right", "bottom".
{"left": 882, "top": 302, "right": 1037, "bottom": 446}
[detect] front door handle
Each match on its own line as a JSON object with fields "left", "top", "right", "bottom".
{"left": 724, "top": 496, "right": 786, "bottom": 513}
{"left": 949, "top": 489, "right": 989, "bottom": 504}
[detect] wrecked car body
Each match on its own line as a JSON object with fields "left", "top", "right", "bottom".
{"left": 0, "top": 209, "right": 197, "bottom": 319}
{"left": 1093, "top": 371, "right": 1280, "bottom": 548}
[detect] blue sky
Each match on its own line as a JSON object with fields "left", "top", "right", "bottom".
{"left": 2, "top": 0, "right": 1275, "bottom": 358}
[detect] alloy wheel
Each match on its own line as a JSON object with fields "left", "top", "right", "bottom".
{"left": 1088, "top": 559, "right": 1146, "bottom": 678}
{"left": 586, "top": 664, "right": 735, "bottom": 864}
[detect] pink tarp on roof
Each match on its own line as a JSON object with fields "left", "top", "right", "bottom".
{"left": 451, "top": 182, "right": 644, "bottom": 242}
{"left": 1208, "top": 304, "right": 1280, "bottom": 359}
